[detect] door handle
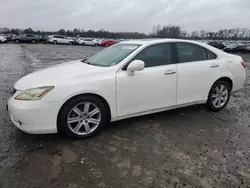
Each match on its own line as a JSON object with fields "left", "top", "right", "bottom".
{"left": 210, "top": 64, "right": 219, "bottom": 68}
{"left": 164, "top": 70, "right": 177, "bottom": 75}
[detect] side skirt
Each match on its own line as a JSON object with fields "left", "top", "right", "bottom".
{"left": 111, "top": 100, "right": 206, "bottom": 122}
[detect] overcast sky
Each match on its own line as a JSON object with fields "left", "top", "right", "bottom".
{"left": 0, "top": 0, "right": 250, "bottom": 33}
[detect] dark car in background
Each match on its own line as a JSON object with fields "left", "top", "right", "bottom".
{"left": 15, "top": 34, "right": 40, "bottom": 44}
{"left": 208, "top": 41, "right": 226, "bottom": 49}
{"left": 234, "top": 45, "right": 248, "bottom": 53}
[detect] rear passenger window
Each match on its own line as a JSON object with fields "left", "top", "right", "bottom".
{"left": 207, "top": 50, "right": 217, "bottom": 60}
{"left": 132, "top": 43, "right": 173, "bottom": 67}
{"left": 176, "top": 42, "right": 207, "bottom": 63}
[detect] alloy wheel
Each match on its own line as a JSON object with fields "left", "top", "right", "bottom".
{"left": 212, "top": 84, "right": 229, "bottom": 108}
{"left": 67, "top": 102, "right": 101, "bottom": 135}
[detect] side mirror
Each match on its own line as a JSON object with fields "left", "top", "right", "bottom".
{"left": 127, "top": 60, "right": 145, "bottom": 76}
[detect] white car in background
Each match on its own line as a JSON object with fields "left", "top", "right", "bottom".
{"left": 7, "top": 39, "right": 246, "bottom": 139}
{"left": 77, "top": 38, "right": 101, "bottom": 46}
{"left": 48, "top": 35, "right": 74, "bottom": 45}
{"left": 0, "top": 35, "right": 7, "bottom": 43}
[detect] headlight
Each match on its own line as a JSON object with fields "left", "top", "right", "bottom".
{"left": 15, "top": 86, "right": 54, "bottom": 101}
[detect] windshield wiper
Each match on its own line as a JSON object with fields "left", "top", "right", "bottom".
{"left": 81, "top": 58, "right": 92, "bottom": 65}
{"left": 81, "top": 58, "right": 88, "bottom": 63}
{"left": 81, "top": 59, "right": 107, "bottom": 67}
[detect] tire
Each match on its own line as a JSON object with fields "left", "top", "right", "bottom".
{"left": 57, "top": 95, "right": 109, "bottom": 139}
{"left": 82, "top": 43, "right": 86, "bottom": 46}
{"left": 53, "top": 40, "right": 58, "bottom": 44}
{"left": 15, "top": 39, "right": 20, "bottom": 43}
{"left": 32, "top": 40, "right": 36, "bottom": 44}
{"left": 69, "top": 42, "right": 73, "bottom": 45}
{"left": 106, "top": 44, "right": 109, "bottom": 47}
{"left": 95, "top": 43, "right": 99, "bottom": 46}
{"left": 206, "top": 80, "right": 231, "bottom": 112}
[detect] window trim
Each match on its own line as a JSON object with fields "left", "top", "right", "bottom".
{"left": 174, "top": 42, "right": 217, "bottom": 64}
{"left": 121, "top": 42, "right": 176, "bottom": 70}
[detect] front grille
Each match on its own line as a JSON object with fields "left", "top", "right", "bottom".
{"left": 10, "top": 88, "right": 17, "bottom": 96}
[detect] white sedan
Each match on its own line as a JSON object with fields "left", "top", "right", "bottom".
{"left": 0, "top": 35, "right": 7, "bottom": 43}
{"left": 7, "top": 39, "right": 246, "bottom": 139}
{"left": 77, "top": 38, "right": 101, "bottom": 46}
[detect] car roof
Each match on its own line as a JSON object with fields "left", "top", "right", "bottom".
{"left": 120, "top": 38, "right": 230, "bottom": 57}
{"left": 120, "top": 38, "right": 203, "bottom": 45}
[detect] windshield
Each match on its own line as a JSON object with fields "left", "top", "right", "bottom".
{"left": 86, "top": 44, "right": 141, "bottom": 67}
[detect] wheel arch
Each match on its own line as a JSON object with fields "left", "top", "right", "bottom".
{"left": 57, "top": 93, "right": 111, "bottom": 128}
{"left": 206, "top": 76, "right": 233, "bottom": 101}
{"left": 213, "top": 77, "right": 233, "bottom": 91}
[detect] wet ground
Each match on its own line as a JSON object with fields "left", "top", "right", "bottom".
{"left": 0, "top": 43, "right": 250, "bottom": 188}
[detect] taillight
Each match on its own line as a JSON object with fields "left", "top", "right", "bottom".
{"left": 241, "top": 61, "right": 246, "bottom": 69}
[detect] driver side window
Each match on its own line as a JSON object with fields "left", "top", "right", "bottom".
{"left": 132, "top": 43, "right": 173, "bottom": 68}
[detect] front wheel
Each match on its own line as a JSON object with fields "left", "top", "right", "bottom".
{"left": 15, "top": 39, "right": 20, "bottom": 43}
{"left": 32, "top": 40, "right": 36, "bottom": 44}
{"left": 206, "top": 80, "right": 231, "bottom": 111}
{"left": 58, "top": 96, "right": 109, "bottom": 139}
{"left": 69, "top": 42, "right": 73, "bottom": 45}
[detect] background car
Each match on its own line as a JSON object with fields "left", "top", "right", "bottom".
{"left": 48, "top": 35, "right": 74, "bottom": 45}
{"left": 234, "top": 45, "right": 248, "bottom": 53}
{"left": 0, "top": 34, "right": 13, "bottom": 41}
{"left": 0, "top": 35, "right": 7, "bottom": 43}
{"left": 208, "top": 41, "right": 226, "bottom": 49}
{"left": 15, "top": 34, "right": 40, "bottom": 43}
{"left": 246, "top": 46, "right": 250, "bottom": 52}
{"left": 100, "top": 40, "right": 117, "bottom": 47}
{"left": 224, "top": 44, "right": 238, "bottom": 53}
{"left": 77, "top": 38, "right": 100, "bottom": 46}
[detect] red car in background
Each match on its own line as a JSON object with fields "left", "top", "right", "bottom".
{"left": 100, "top": 40, "right": 117, "bottom": 47}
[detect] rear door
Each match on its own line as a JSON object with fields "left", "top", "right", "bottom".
{"left": 25, "top": 35, "right": 32, "bottom": 41}
{"left": 57, "top": 36, "right": 64, "bottom": 43}
{"left": 85, "top": 39, "right": 92, "bottom": 45}
{"left": 61, "top": 36, "right": 68, "bottom": 44}
{"left": 175, "top": 42, "right": 220, "bottom": 105}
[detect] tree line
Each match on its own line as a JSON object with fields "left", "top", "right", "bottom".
{"left": 1, "top": 25, "right": 250, "bottom": 40}
{"left": 152, "top": 25, "right": 250, "bottom": 40}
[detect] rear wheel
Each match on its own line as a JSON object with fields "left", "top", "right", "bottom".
{"left": 69, "top": 42, "right": 73, "bottom": 45}
{"left": 32, "top": 39, "right": 36, "bottom": 44}
{"left": 53, "top": 40, "right": 58, "bottom": 44}
{"left": 206, "top": 80, "right": 231, "bottom": 111}
{"left": 81, "top": 43, "right": 86, "bottom": 46}
{"left": 15, "top": 39, "right": 20, "bottom": 43}
{"left": 58, "top": 96, "right": 109, "bottom": 139}
{"left": 106, "top": 44, "right": 109, "bottom": 47}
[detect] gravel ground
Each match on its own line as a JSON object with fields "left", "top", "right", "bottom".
{"left": 0, "top": 43, "right": 250, "bottom": 188}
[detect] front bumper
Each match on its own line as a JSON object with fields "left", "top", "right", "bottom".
{"left": 7, "top": 93, "right": 62, "bottom": 134}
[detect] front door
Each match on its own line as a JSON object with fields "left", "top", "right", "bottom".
{"left": 116, "top": 43, "right": 178, "bottom": 117}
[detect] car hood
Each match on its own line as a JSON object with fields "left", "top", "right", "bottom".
{"left": 14, "top": 60, "right": 110, "bottom": 90}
